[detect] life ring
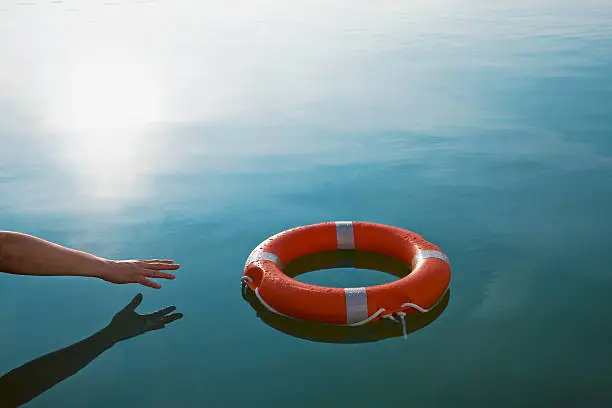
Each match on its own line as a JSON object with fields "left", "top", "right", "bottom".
{"left": 242, "top": 221, "right": 451, "bottom": 326}
{"left": 242, "top": 249, "right": 450, "bottom": 343}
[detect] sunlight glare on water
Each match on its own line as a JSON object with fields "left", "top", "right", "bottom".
{"left": 1, "top": 0, "right": 612, "bottom": 407}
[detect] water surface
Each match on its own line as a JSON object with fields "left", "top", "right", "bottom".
{"left": 1, "top": 1, "right": 612, "bottom": 407}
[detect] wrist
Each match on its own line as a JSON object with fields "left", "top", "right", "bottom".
{"left": 87, "top": 327, "right": 119, "bottom": 350}
{"left": 88, "top": 257, "right": 113, "bottom": 280}
{"left": 95, "top": 326, "right": 121, "bottom": 346}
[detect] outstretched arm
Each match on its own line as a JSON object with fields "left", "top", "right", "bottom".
{"left": 0, "top": 294, "right": 182, "bottom": 408}
{"left": 0, "top": 231, "right": 179, "bottom": 289}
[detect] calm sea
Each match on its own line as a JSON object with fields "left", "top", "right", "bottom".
{"left": 1, "top": 1, "right": 611, "bottom": 407}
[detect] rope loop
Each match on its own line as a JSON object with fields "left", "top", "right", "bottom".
{"left": 383, "top": 311, "right": 409, "bottom": 340}
{"left": 396, "top": 311, "right": 408, "bottom": 340}
{"left": 240, "top": 276, "right": 253, "bottom": 299}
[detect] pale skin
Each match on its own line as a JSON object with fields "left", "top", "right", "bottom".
{"left": 0, "top": 231, "right": 179, "bottom": 289}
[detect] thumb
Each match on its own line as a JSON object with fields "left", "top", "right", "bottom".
{"left": 122, "top": 293, "right": 143, "bottom": 312}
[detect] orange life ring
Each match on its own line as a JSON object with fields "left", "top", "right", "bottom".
{"left": 242, "top": 221, "right": 451, "bottom": 326}
{"left": 242, "top": 248, "right": 450, "bottom": 343}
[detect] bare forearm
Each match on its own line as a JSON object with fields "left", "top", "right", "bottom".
{"left": 0, "top": 231, "right": 180, "bottom": 288}
{"left": 0, "top": 231, "right": 107, "bottom": 278}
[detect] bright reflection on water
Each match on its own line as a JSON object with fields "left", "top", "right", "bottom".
{"left": 1, "top": 0, "right": 612, "bottom": 407}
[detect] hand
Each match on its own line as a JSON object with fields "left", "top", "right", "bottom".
{"left": 103, "top": 294, "right": 183, "bottom": 343}
{"left": 99, "top": 259, "right": 180, "bottom": 289}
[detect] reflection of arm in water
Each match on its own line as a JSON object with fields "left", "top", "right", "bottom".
{"left": 0, "top": 294, "right": 183, "bottom": 408}
{"left": 0, "top": 231, "right": 179, "bottom": 289}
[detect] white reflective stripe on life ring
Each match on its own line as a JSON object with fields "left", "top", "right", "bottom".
{"left": 335, "top": 221, "right": 355, "bottom": 250}
{"left": 411, "top": 250, "right": 449, "bottom": 269}
{"left": 344, "top": 287, "right": 368, "bottom": 324}
{"left": 245, "top": 250, "right": 283, "bottom": 268}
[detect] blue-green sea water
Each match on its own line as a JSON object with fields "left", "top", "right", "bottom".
{"left": 1, "top": 1, "right": 612, "bottom": 407}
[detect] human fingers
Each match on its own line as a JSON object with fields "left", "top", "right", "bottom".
{"left": 150, "top": 313, "right": 184, "bottom": 330}
{"left": 143, "top": 269, "right": 176, "bottom": 280}
{"left": 123, "top": 293, "right": 143, "bottom": 312}
{"left": 139, "top": 262, "right": 180, "bottom": 271}
{"left": 137, "top": 276, "right": 162, "bottom": 289}
{"left": 147, "top": 306, "right": 177, "bottom": 319}
{"left": 138, "top": 259, "right": 176, "bottom": 264}
{"left": 161, "top": 313, "right": 183, "bottom": 325}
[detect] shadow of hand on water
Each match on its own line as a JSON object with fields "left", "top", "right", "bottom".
{"left": 0, "top": 294, "right": 183, "bottom": 408}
